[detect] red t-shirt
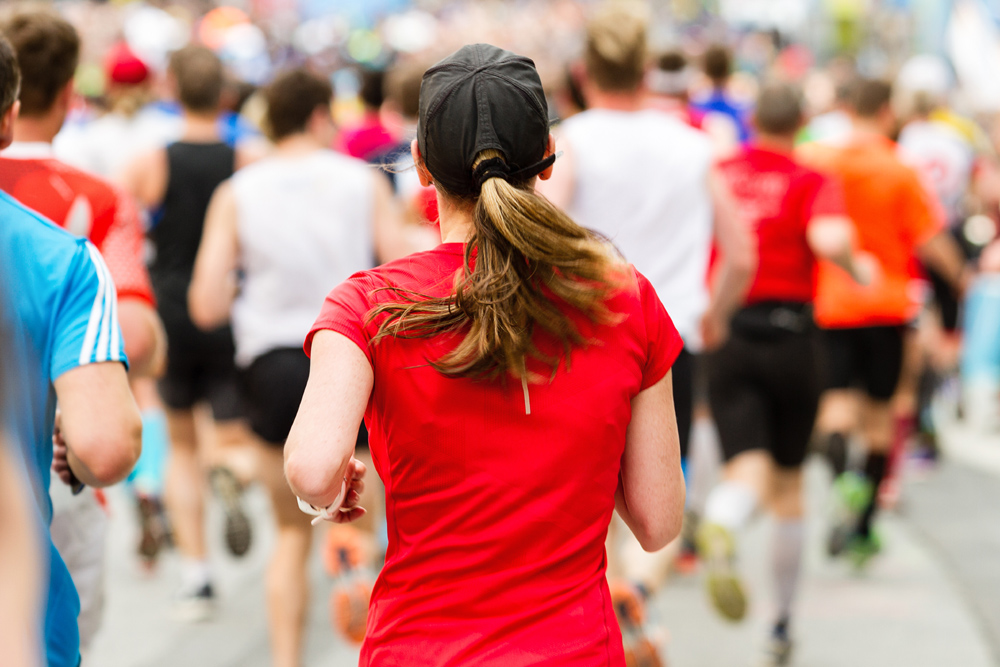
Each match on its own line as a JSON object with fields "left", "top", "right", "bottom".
{"left": 307, "top": 244, "right": 682, "bottom": 667}
{"left": 0, "top": 144, "right": 155, "bottom": 306}
{"left": 717, "top": 145, "right": 845, "bottom": 304}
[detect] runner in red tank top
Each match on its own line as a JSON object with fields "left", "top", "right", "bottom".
{"left": 285, "top": 44, "right": 686, "bottom": 667}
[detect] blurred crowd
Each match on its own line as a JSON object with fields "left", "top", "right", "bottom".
{"left": 8, "top": 1, "right": 1000, "bottom": 666}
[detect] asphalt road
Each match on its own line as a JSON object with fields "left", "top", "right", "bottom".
{"left": 85, "top": 422, "right": 1000, "bottom": 667}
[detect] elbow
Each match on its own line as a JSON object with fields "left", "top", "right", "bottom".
{"left": 83, "top": 410, "right": 143, "bottom": 486}
{"left": 187, "top": 288, "right": 227, "bottom": 331}
{"left": 734, "top": 248, "right": 758, "bottom": 281}
{"left": 121, "top": 311, "right": 165, "bottom": 377}
{"left": 634, "top": 517, "right": 681, "bottom": 553}
{"left": 634, "top": 485, "right": 686, "bottom": 552}
{"left": 284, "top": 446, "right": 350, "bottom": 503}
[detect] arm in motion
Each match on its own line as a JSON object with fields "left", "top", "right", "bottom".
{"left": 285, "top": 330, "right": 372, "bottom": 519}
{"left": 189, "top": 181, "right": 240, "bottom": 330}
{"left": 615, "top": 370, "right": 686, "bottom": 552}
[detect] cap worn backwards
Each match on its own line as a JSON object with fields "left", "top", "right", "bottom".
{"left": 418, "top": 43, "right": 554, "bottom": 197}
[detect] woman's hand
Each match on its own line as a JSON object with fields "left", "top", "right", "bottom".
{"left": 298, "top": 457, "right": 369, "bottom": 525}
{"left": 332, "top": 457, "right": 368, "bottom": 524}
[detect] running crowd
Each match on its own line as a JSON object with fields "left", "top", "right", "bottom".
{"left": 0, "top": 2, "right": 992, "bottom": 667}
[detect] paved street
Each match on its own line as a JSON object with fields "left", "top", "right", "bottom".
{"left": 87, "top": 416, "right": 1000, "bottom": 667}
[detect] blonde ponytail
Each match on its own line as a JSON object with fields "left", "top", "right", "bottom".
{"left": 371, "top": 150, "right": 623, "bottom": 382}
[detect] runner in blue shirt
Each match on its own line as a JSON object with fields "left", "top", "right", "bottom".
{"left": 0, "top": 35, "right": 141, "bottom": 667}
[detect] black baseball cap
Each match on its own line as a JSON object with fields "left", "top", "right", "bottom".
{"left": 417, "top": 43, "right": 554, "bottom": 197}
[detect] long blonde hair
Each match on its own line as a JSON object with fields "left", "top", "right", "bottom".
{"left": 370, "top": 150, "right": 622, "bottom": 382}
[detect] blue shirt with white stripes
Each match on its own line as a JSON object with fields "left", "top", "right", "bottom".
{"left": 0, "top": 189, "right": 127, "bottom": 667}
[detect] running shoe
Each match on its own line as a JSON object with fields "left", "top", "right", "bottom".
{"left": 208, "top": 466, "right": 252, "bottom": 558}
{"left": 826, "top": 472, "right": 872, "bottom": 558}
{"left": 172, "top": 582, "right": 215, "bottom": 623}
{"left": 845, "top": 531, "right": 882, "bottom": 570}
{"left": 675, "top": 510, "right": 700, "bottom": 575}
{"left": 609, "top": 581, "right": 664, "bottom": 667}
{"left": 331, "top": 578, "right": 372, "bottom": 644}
{"left": 759, "top": 622, "right": 793, "bottom": 667}
{"left": 696, "top": 522, "right": 747, "bottom": 622}
{"left": 135, "top": 493, "right": 168, "bottom": 566}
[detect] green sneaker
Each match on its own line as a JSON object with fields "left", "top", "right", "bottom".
{"left": 846, "top": 531, "right": 882, "bottom": 570}
{"left": 827, "top": 472, "right": 873, "bottom": 557}
{"left": 696, "top": 522, "right": 747, "bottom": 622}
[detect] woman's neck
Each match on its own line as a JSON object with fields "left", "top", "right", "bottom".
{"left": 437, "top": 190, "right": 475, "bottom": 243}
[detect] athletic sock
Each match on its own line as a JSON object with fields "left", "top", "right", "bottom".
{"left": 703, "top": 481, "right": 757, "bottom": 531}
{"left": 772, "top": 519, "right": 804, "bottom": 626}
{"left": 823, "top": 432, "right": 849, "bottom": 477}
{"left": 129, "top": 409, "right": 169, "bottom": 497}
{"left": 857, "top": 452, "right": 889, "bottom": 537}
{"left": 180, "top": 558, "right": 212, "bottom": 592}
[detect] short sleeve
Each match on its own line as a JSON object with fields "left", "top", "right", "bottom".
{"left": 305, "top": 272, "right": 376, "bottom": 367}
{"left": 636, "top": 269, "right": 684, "bottom": 390}
{"left": 100, "top": 188, "right": 155, "bottom": 307}
{"left": 806, "top": 172, "right": 846, "bottom": 221}
{"left": 51, "top": 241, "right": 128, "bottom": 381}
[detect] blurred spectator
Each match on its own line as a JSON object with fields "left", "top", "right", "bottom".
{"left": 646, "top": 49, "right": 704, "bottom": 128}
{"left": 692, "top": 44, "right": 751, "bottom": 156}
{"left": 337, "top": 67, "right": 396, "bottom": 161}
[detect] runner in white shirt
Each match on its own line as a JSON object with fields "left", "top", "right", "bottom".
{"left": 538, "top": 4, "right": 755, "bottom": 662}
{"left": 188, "top": 67, "right": 434, "bottom": 667}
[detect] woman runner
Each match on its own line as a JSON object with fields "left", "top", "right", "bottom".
{"left": 285, "top": 43, "right": 686, "bottom": 666}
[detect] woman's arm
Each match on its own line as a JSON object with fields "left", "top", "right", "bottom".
{"left": 616, "top": 370, "right": 686, "bottom": 552}
{"left": 285, "top": 330, "right": 373, "bottom": 514}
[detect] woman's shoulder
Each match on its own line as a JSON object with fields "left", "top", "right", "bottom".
{"left": 336, "top": 244, "right": 464, "bottom": 306}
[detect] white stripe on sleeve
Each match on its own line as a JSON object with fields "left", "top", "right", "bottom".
{"left": 95, "top": 249, "right": 114, "bottom": 362}
{"left": 79, "top": 243, "right": 108, "bottom": 366}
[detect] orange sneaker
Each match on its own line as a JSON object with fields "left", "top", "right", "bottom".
{"left": 609, "top": 581, "right": 664, "bottom": 667}
{"left": 331, "top": 578, "right": 372, "bottom": 644}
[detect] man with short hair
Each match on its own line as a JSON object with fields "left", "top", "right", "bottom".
{"left": 539, "top": 3, "right": 755, "bottom": 660}
{"left": 121, "top": 44, "right": 256, "bottom": 619}
{"left": 699, "top": 82, "right": 870, "bottom": 664}
{"left": 800, "top": 79, "right": 969, "bottom": 565}
{"left": 0, "top": 8, "right": 166, "bottom": 646}
{"left": 0, "top": 32, "right": 142, "bottom": 667}
{"left": 189, "top": 66, "right": 429, "bottom": 665}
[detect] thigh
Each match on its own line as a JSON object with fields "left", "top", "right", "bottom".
{"left": 158, "top": 347, "right": 200, "bottom": 411}
{"left": 859, "top": 326, "right": 905, "bottom": 401}
{"left": 201, "top": 335, "right": 245, "bottom": 423}
{"left": 670, "top": 348, "right": 694, "bottom": 460}
{"left": 707, "top": 336, "right": 769, "bottom": 464}
{"left": 821, "top": 327, "right": 857, "bottom": 392}
{"left": 242, "top": 348, "right": 311, "bottom": 445}
{"left": 766, "top": 333, "right": 823, "bottom": 469}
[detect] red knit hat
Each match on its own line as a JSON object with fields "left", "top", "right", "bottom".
{"left": 104, "top": 42, "right": 150, "bottom": 85}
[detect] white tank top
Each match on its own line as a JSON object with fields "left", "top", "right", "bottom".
{"left": 230, "top": 150, "right": 375, "bottom": 366}
{"left": 558, "top": 109, "right": 714, "bottom": 348}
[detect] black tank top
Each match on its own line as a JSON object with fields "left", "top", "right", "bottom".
{"left": 149, "top": 141, "right": 237, "bottom": 349}
{"left": 149, "top": 141, "right": 235, "bottom": 285}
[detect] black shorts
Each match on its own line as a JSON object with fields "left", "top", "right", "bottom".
{"left": 823, "top": 325, "right": 905, "bottom": 401}
{"left": 242, "top": 347, "right": 369, "bottom": 448}
{"left": 156, "top": 310, "right": 243, "bottom": 421}
{"left": 706, "top": 325, "right": 822, "bottom": 469}
{"left": 671, "top": 348, "right": 694, "bottom": 460}
{"left": 924, "top": 226, "right": 972, "bottom": 333}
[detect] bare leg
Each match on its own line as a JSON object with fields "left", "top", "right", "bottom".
{"left": 258, "top": 443, "right": 313, "bottom": 667}
{"left": 165, "top": 409, "right": 206, "bottom": 560}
